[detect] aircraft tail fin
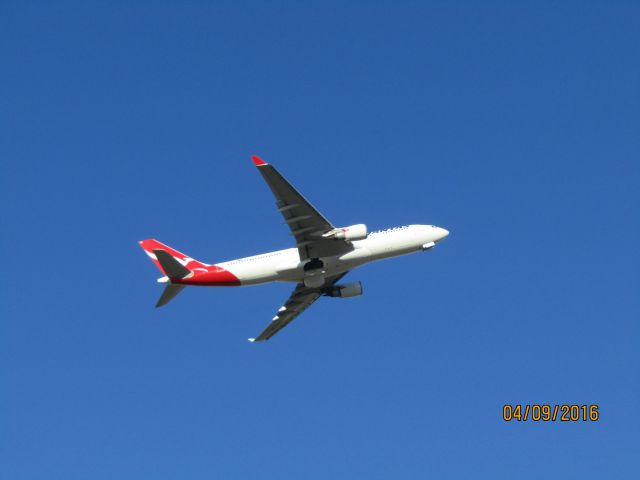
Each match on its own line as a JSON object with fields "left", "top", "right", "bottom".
{"left": 153, "top": 249, "right": 191, "bottom": 280}
{"left": 139, "top": 239, "right": 204, "bottom": 308}
{"left": 138, "top": 239, "right": 207, "bottom": 275}
{"left": 156, "top": 284, "right": 186, "bottom": 308}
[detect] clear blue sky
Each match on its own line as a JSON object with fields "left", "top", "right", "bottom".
{"left": 2, "top": 1, "right": 639, "bottom": 478}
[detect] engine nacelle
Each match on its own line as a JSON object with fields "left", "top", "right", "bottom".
{"left": 327, "top": 224, "right": 368, "bottom": 241}
{"left": 327, "top": 281, "right": 363, "bottom": 298}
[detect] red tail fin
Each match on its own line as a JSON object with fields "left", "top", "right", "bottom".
{"left": 138, "top": 239, "right": 208, "bottom": 275}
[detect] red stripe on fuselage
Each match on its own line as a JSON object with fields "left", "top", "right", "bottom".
{"left": 174, "top": 265, "right": 241, "bottom": 286}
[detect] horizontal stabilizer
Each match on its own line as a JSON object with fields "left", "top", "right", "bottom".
{"left": 156, "top": 284, "right": 186, "bottom": 308}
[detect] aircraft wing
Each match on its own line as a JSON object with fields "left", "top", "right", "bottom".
{"left": 252, "top": 156, "right": 353, "bottom": 259}
{"left": 249, "top": 274, "right": 347, "bottom": 342}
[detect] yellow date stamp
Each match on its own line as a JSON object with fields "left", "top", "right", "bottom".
{"left": 503, "top": 404, "right": 599, "bottom": 422}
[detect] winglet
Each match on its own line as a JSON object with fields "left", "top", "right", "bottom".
{"left": 252, "top": 155, "right": 268, "bottom": 166}
{"left": 248, "top": 338, "right": 256, "bottom": 343}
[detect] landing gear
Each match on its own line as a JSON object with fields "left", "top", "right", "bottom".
{"left": 303, "top": 258, "right": 325, "bottom": 288}
{"left": 303, "top": 258, "right": 324, "bottom": 272}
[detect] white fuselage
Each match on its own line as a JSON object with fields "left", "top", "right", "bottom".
{"left": 217, "top": 224, "right": 449, "bottom": 286}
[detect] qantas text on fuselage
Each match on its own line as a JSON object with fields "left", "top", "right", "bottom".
{"left": 139, "top": 156, "right": 449, "bottom": 341}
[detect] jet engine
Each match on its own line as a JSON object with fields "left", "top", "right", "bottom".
{"left": 327, "top": 282, "right": 363, "bottom": 298}
{"left": 323, "top": 224, "right": 368, "bottom": 241}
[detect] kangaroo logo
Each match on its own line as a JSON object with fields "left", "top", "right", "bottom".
{"left": 175, "top": 256, "right": 195, "bottom": 267}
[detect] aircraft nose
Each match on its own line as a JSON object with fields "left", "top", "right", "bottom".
{"left": 436, "top": 227, "right": 449, "bottom": 241}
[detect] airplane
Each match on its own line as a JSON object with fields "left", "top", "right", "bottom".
{"left": 139, "top": 155, "right": 449, "bottom": 342}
